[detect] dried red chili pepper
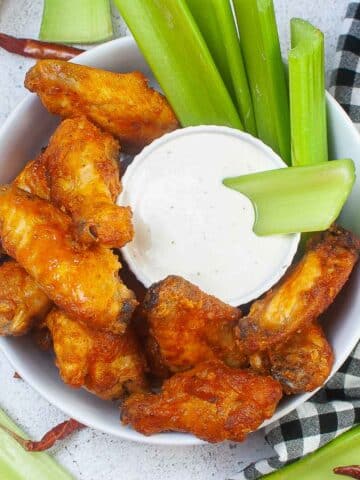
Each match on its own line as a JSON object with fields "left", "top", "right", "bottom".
{"left": 0, "top": 418, "right": 85, "bottom": 451}
{"left": 0, "top": 33, "right": 84, "bottom": 60}
{"left": 334, "top": 466, "right": 360, "bottom": 479}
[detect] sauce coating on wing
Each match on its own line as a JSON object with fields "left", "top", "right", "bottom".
{"left": 14, "top": 153, "right": 50, "bottom": 200}
{"left": 46, "top": 309, "right": 147, "bottom": 400}
{"left": 0, "top": 186, "right": 137, "bottom": 334}
{"left": 269, "top": 322, "right": 334, "bottom": 394}
{"left": 140, "top": 275, "right": 245, "bottom": 376}
{"left": 25, "top": 60, "right": 179, "bottom": 153}
{"left": 0, "top": 260, "right": 52, "bottom": 336}
{"left": 250, "top": 322, "right": 334, "bottom": 394}
{"left": 235, "top": 226, "right": 360, "bottom": 354}
{"left": 42, "top": 117, "right": 133, "bottom": 248}
{"left": 122, "top": 360, "right": 282, "bottom": 442}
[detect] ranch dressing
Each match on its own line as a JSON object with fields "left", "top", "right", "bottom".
{"left": 119, "top": 126, "right": 299, "bottom": 305}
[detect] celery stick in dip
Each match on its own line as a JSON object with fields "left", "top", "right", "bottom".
{"left": 118, "top": 127, "right": 299, "bottom": 306}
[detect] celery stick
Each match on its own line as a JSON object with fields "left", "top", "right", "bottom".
{"left": 263, "top": 424, "right": 360, "bottom": 479}
{"left": 223, "top": 159, "right": 355, "bottom": 235}
{"left": 233, "top": 0, "right": 291, "bottom": 163}
{"left": 289, "top": 19, "right": 328, "bottom": 166}
{"left": 186, "top": 0, "right": 257, "bottom": 135}
{"left": 40, "top": 0, "right": 113, "bottom": 44}
{"left": 0, "top": 407, "right": 73, "bottom": 479}
{"left": 114, "top": 0, "right": 243, "bottom": 129}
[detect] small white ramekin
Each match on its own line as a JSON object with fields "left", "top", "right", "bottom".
{"left": 118, "top": 125, "right": 300, "bottom": 306}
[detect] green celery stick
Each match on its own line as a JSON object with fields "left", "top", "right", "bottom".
{"left": 186, "top": 0, "right": 257, "bottom": 135}
{"left": 233, "top": 0, "right": 291, "bottom": 164}
{"left": 0, "top": 407, "right": 73, "bottom": 479}
{"left": 223, "top": 159, "right": 355, "bottom": 235}
{"left": 263, "top": 424, "right": 360, "bottom": 479}
{"left": 289, "top": 19, "right": 328, "bottom": 166}
{"left": 40, "top": 0, "right": 113, "bottom": 44}
{"left": 114, "top": 0, "right": 243, "bottom": 129}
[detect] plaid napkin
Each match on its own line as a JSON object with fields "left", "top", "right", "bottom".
{"left": 231, "top": 3, "right": 360, "bottom": 479}
{"left": 330, "top": 2, "right": 360, "bottom": 131}
{"left": 232, "top": 346, "right": 360, "bottom": 479}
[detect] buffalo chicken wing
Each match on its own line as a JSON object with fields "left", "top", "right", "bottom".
{"left": 25, "top": 60, "right": 179, "bottom": 153}
{"left": 0, "top": 186, "right": 137, "bottom": 334}
{"left": 235, "top": 226, "right": 360, "bottom": 354}
{"left": 46, "top": 309, "right": 147, "bottom": 400}
{"left": 42, "top": 117, "right": 133, "bottom": 248}
{"left": 139, "top": 276, "right": 245, "bottom": 376}
{"left": 122, "top": 360, "right": 282, "bottom": 442}
{"left": 250, "top": 322, "right": 334, "bottom": 394}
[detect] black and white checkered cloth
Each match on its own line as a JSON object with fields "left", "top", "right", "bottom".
{"left": 231, "top": 3, "right": 360, "bottom": 479}
{"left": 232, "top": 346, "right": 360, "bottom": 479}
{"left": 330, "top": 2, "right": 360, "bottom": 129}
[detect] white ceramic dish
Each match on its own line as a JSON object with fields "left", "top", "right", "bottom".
{"left": 119, "top": 125, "right": 300, "bottom": 306}
{"left": 0, "top": 37, "right": 359, "bottom": 446}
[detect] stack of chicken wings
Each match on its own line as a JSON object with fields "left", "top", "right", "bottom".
{"left": 1, "top": 59, "right": 359, "bottom": 443}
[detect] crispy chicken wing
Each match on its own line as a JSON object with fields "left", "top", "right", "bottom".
{"left": 0, "top": 186, "right": 137, "bottom": 334}
{"left": 250, "top": 323, "right": 334, "bottom": 394}
{"left": 25, "top": 60, "right": 179, "bottom": 153}
{"left": 14, "top": 153, "right": 50, "bottom": 200}
{"left": 235, "top": 226, "right": 360, "bottom": 354}
{"left": 139, "top": 276, "right": 245, "bottom": 376}
{"left": 14, "top": 119, "right": 133, "bottom": 248}
{"left": 41, "top": 117, "right": 133, "bottom": 248}
{"left": 0, "top": 260, "right": 52, "bottom": 336}
{"left": 46, "top": 309, "right": 147, "bottom": 400}
{"left": 122, "top": 360, "right": 282, "bottom": 442}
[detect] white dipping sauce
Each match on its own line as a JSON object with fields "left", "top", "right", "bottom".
{"left": 119, "top": 126, "right": 299, "bottom": 305}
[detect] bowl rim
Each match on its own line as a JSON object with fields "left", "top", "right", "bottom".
{"left": 0, "top": 35, "right": 359, "bottom": 446}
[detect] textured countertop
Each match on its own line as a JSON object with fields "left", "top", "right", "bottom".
{"left": 0, "top": 1, "right": 350, "bottom": 479}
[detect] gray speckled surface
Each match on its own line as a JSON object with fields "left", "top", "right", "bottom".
{"left": 0, "top": 1, "right": 349, "bottom": 479}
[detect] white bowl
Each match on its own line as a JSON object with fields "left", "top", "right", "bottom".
{"left": 0, "top": 37, "right": 359, "bottom": 446}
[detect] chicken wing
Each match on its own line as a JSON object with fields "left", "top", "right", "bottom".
{"left": 122, "top": 360, "right": 282, "bottom": 442}
{"left": 235, "top": 226, "right": 360, "bottom": 354}
{"left": 250, "top": 323, "right": 334, "bottom": 394}
{"left": 41, "top": 117, "right": 133, "bottom": 248}
{"left": 14, "top": 118, "right": 133, "bottom": 248}
{"left": 0, "top": 260, "right": 52, "bottom": 336}
{"left": 0, "top": 186, "right": 137, "bottom": 334}
{"left": 139, "top": 276, "right": 245, "bottom": 376}
{"left": 46, "top": 309, "right": 147, "bottom": 400}
{"left": 14, "top": 153, "right": 50, "bottom": 200}
{"left": 25, "top": 60, "right": 179, "bottom": 153}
